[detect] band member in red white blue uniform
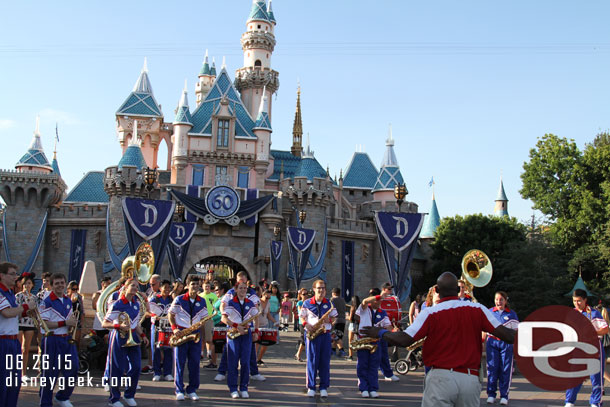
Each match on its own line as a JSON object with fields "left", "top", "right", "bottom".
{"left": 378, "top": 283, "right": 400, "bottom": 382}
{"left": 215, "top": 271, "right": 265, "bottom": 382}
{"left": 565, "top": 288, "right": 609, "bottom": 407}
{"left": 0, "top": 262, "right": 37, "bottom": 407}
{"left": 149, "top": 280, "right": 174, "bottom": 382}
{"left": 38, "top": 273, "right": 79, "bottom": 407}
{"left": 221, "top": 281, "right": 259, "bottom": 399}
{"left": 168, "top": 275, "right": 208, "bottom": 401}
{"left": 485, "top": 291, "right": 519, "bottom": 406}
{"left": 102, "top": 278, "right": 149, "bottom": 407}
{"left": 356, "top": 288, "right": 392, "bottom": 398}
{"left": 300, "top": 279, "right": 338, "bottom": 398}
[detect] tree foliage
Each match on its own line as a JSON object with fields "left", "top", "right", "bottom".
{"left": 520, "top": 132, "right": 610, "bottom": 293}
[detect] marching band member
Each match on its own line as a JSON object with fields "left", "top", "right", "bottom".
{"left": 565, "top": 288, "right": 608, "bottom": 407}
{"left": 38, "top": 273, "right": 79, "bottom": 407}
{"left": 15, "top": 272, "right": 37, "bottom": 379}
{"left": 221, "top": 281, "right": 259, "bottom": 399}
{"left": 0, "top": 262, "right": 36, "bottom": 407}
{"left": 485, "top": 291, "right": 519, "bottom": 406}
{"left": 356, "top": 288, "right": 392, "bottom": 398}
{"left": 378, "top": 283, "right": 400, "bottom": 382}
{"left": 300, "top": 279, "right": 338, "bottom": 398}
{"left": 149, "top": 280, "right": 174, "bottom": 382}
{"left": 102, "top": 278, "right": 148, "bottom": 407}
{"left": 215, "top": 271, "right": 265, "bottom": 382}
{"left": 168, "top": 275, "right": 208, "bottom": 401}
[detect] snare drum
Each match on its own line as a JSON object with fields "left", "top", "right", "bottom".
{"left": 157, "top": 331, "right": 173, "bottom": 348}
{"left": 213, "top": 327, "right": 228, "bottom": 346}
{"left": 255, "top": 328, "right": 278, "bottom": 346}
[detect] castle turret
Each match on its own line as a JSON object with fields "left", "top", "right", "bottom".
{"left": 494, "top": 177, "right": 509, "bottom": 217}
{"left": 171, "top": 82, "right": 193, "bottom": 184}
{"left": 234, "top": 0, "right": 279, "bottom": 120}
{"left": 116, "top": 58, "right": 165, "bottom": 169}
{"left": 253, "top": 87, "right": 272, "bottom": 189}
{"left": 16, "top": 116, "right": 53, "bottom": 174}
{"left": 195, "top": 50, "right": 216, "bottom": 106}
{"left": 291, "top": 86, "right": 303, "bottom": 157}
{"left": 421, "top": 192, "right": 441, "bottom": 238}
{"left": 372, "top": 125, "right": 405, "bottom": 205}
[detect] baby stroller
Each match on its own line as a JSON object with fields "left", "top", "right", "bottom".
{"left": 394, "top": 338, "right": 425, "bottom": 375}
{"left": 78, "top": 331, "right": 107, "bottom": 375}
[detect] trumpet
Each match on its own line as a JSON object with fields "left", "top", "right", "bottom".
{"left": 118, "top": 312, "right": 139, "bottom": 347}
{"left": 29, "top": 307, "right": 53, "bottom": 337}
{"left": 68, "top": 310, "right": 79, "bottom": 345}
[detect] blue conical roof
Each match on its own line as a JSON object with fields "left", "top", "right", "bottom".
{"left": 16, "top": 121, "right": 52, "bottom": 171}
{"left": 564, "top": 275, "right": 595, "bottom": 297}
{"left": 200, "top": 51, "right": 211, "bottom": 76}
{"left": 174, "top": 84, "right": 193, "bottom": 125}
{"left": 373, "top": 127, "right": 405, "bottom": 191}
{"left": 118, "top": 145, "right": 148, "bottom": 170}
{"left": 343, "top": 152, "right": 378, "bottom": 189}
{"left": 420, "top": 196, "right": 440, "bottom": 238}
{"left": 496, "top": 179, "right": 508, "bottom": 201}
{"left": 254, "top": 90, "right": 271, "bottom": 130}
{"left": 51, "top": 154, "right": 61, "bottom": 176}
{"left": 117, "top": 59, "right": 163, "bottom": 118}
{"left": 248, "top": 0, "right": 271, "bottom": 22}
{"left": 267, "top": 0, "right": 276, "bottom": 23}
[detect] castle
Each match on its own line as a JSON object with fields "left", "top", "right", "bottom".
{"left": 0, "top": 0, "right": 509, "bottom": 300}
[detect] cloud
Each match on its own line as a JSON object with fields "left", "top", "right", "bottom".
{"left": 0, "top": 119, "right": 16, "bottom": 130}
{"left": 39, "top": 108, "right": 81, "bottom": 126}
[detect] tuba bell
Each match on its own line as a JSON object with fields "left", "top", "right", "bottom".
{"left": 460, "top": 249, "right": 492, "bottom": 301}
{"left": 97, "top": 242, "right": 155, "bottom": 321}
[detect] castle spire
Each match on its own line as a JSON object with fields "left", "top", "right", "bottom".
{"left": 291, "top": 85, "right": 303, "bottom": 157}
{"left": 421, "top": 192, "right": 441, "bottom": 238}
{"left": 494, "top": 176, "right": 509, "bottom": 217}
{"left": 174, "top": 80, "right": 193, "bottom": 125}
{"left": 373, "top": 124, "right": 404, "bottom": 192}
{"left": 16, "top": 116, "right": 52, "bottom": 173}
{"left": 51, "top": 123, "right": 61, "bottom": 176}
{"left": 133, "top": 57, "right": 153, "bottom": 93}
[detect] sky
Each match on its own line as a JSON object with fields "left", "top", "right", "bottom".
{"left": 1, "top": 0, "right": 610, "bottom": 224}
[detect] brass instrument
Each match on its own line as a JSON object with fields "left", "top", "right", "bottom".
{"left": 29, "top": 307, "right": 53, "bottom": 337}
{"left": 169, "top": 311, "right": 217, "bottom": 347}
{"left": 306, "top": 304, "right": 335, "bottom": 341}
{"left": 349, "top": 337, "right": 379, "bottom": 353}
{"left": 460, "top": 249, "right": 493, "bottom": 301}
{"left": 68, "top": 309, "right": 79, "bottom": 345}
{"left": 97, "top": 242, "right": 155, "bottom": 320}
{"left": 226, "top": 314, "right": 258, "bottom": 340}
{"left": 118, "top": 312, "right": 139, "bottom": 347}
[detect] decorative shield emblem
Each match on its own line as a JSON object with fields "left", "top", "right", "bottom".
{"left": 287, "top": 227, "right": 316, "bottom": 252}
{"left": 169, "top": 223, "right": 197, "bottom": 247}
{"left": 205, "top": 186, "right": 240, "bottom": 219}
{"left": 122, "top": 198, "right": 175, "bottom": 240}
{"left": 374, "top": 212, "right": 424, "bottom": 252}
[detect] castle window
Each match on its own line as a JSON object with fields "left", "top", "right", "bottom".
{"left": 217, "top": 119, "right": 230, "bottom": 148}
{"left": 237, "top": 166, "right": 250, "bottom": 189}
{"left": 257, "top": 24, "right": 261, "bottom": 29}
{"left": 215, "top": 166, "right": 228, "bottom": 186}
{"left": 254, "top": 60, "right": 262, "bottom": 67}
{"left": 349, "top": 190, "right": 354, "bottom": 196}
{"left": 192, "top": 165, "right": 205, "bottom": 186}
{"left": 362, "top": 191, "right": 368, "bottom": 197}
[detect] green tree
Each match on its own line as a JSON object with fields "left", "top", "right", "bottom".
{"left": 427, "top": 214, "right": 526, "bottom": 303}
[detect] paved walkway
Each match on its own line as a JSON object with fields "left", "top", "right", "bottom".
{"left": 18, "top": 331, "right": 606, "bottom": 406}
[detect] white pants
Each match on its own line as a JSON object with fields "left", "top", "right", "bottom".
{"left": 422, "top": 368, "right": 481, "bottom": 407}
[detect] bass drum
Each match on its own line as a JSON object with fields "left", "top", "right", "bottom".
{"left": 156, "top": 331, "right": 173, "bottom": 348}
{"left": 254, "top": 328, "right": 278, "bottom": 346}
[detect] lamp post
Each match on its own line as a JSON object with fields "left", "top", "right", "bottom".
{"left": 273, "top": 225, "right": 281, "bottom": 240}
{"left": 144, "top": 167, "right": 158, "bottom": 198}
{"left": 175, "top": 203, "right": 185, "bottom": 222}
{"left": 394, "top": 183, "right": 408, "bottom": 213}
{"left": 298, "top": 209, "right": 307, "bottom": 225}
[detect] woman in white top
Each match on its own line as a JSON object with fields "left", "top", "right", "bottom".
{"left": 15, "top": 272, "right": 36, "bottom": 378}
{"left": 256, "top": 289, "right": 276, "bottom": 365}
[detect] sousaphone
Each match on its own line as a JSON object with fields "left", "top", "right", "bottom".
{"left": 460, "top": 249, "right": 492, "bottom": 301}
{"left": 96, "top": 242, "right": 155, "bottom": 320}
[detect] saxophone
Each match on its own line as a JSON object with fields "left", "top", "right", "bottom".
{"left": 227, "top": 314, "right": 259, "bottom": 340}
{"left": 349, "top": 337, "right": 379, "bottom": 353}
{"left": 169, "top": 311, "right": 217, "bottom": 347}
{"left": 306, "top": 304, "right": 335, "bottom": 341}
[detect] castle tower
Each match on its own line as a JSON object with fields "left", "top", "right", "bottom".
{"left": 16, "top": 116, "right": 53, "bottom": 174}
{"left": 234, "top": 0, "right": 280, "bottom": 121}
{"left": 420, "top": 191, "right": 441, "bottom": 238}
{"left": 494, "top": 177, "right": 509, "bottom": 217}
{"left": 291, "top": 86, "right": 303, "bottom": 157}
{"left": 253, "top": 87, "right": 272, "bottom": 188}
{"left": 0, "top": 117, "right": 66, "bottom": 273}
{"left": 195, "top": 50, "right": 216, "bottom": 106}
{"left": 116, "top": 58, "right": 164, "bottom": 169}
{"left": 171, "top": 82, "right": 193, "bottom": 184}
{"left": 372, "top": 125, "right": 405, "bottom": 205}
{"left": 51, "top": 125, "right": 61, "bottom": 176}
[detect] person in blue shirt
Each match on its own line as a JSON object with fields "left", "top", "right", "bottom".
{"left": 149, "top": 280, "right": 174, "bottom": 382}
{"left": 485, "top": 291, "right": 519, "bottom": 406}
{"left": 565, "top": 289, "right": 609, "bottom": 407}
{"left": 102, "top": 278, "right": 149, "bottom": 407}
